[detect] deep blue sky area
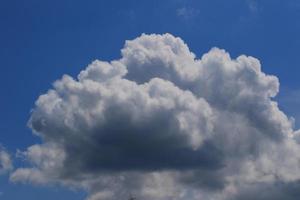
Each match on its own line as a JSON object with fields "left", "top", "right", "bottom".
{"left": 0, "top": 0, "right": 300, "bottom": 199}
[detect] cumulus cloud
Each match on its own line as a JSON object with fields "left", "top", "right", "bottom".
{"left": 11, "top": 33, "right": 300, "bottom": 200}
{"left": 0, "top": 147, "right": 13, "bottom": 175}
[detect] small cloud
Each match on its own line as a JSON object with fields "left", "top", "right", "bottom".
{"left": 0, "top": 147, "right": 13, "bottom": 175}
{"left": 237, "top": 0, "right": 261, "bottom": 24}
{"left": 176, "top": 7, "right": 199, "bottom": 20}
{"left": 246, "top": 0, "right": 261, "bottom": 15}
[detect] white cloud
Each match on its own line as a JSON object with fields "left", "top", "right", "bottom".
{"left": 0, "top": 148, "right": 13, "bottom": 175}
{"left": 11, "top": 33, "right": 300, "bottom": 200}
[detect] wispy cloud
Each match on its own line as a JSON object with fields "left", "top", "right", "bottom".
{"left": 246, "top": 0, "right": 259, "bottom": 14}
{"left": 176, "top": 7, "right": 199, "bottom": 20}
{"left": 0, "top": 147, "right": 13, "bottom": 175}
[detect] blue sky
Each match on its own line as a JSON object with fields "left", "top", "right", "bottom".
{"left": 0, "top": 0, "right": 300, "bottom": 199}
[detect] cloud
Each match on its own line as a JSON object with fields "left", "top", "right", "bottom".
{"left": 246, "top": 0, "right": 259, "bottom": 14}
{"left": 0, "top": 147, "right": 13, "bottom": 175}
{"left": 176, "top": 7, "right": 199, "bottom": 20}
{"left": 11, "top": 33, "right": 300, "bottom": 200}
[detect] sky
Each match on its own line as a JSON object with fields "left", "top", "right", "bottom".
{"left": 0, "top": 0, "right": 300, "bottom": 199}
